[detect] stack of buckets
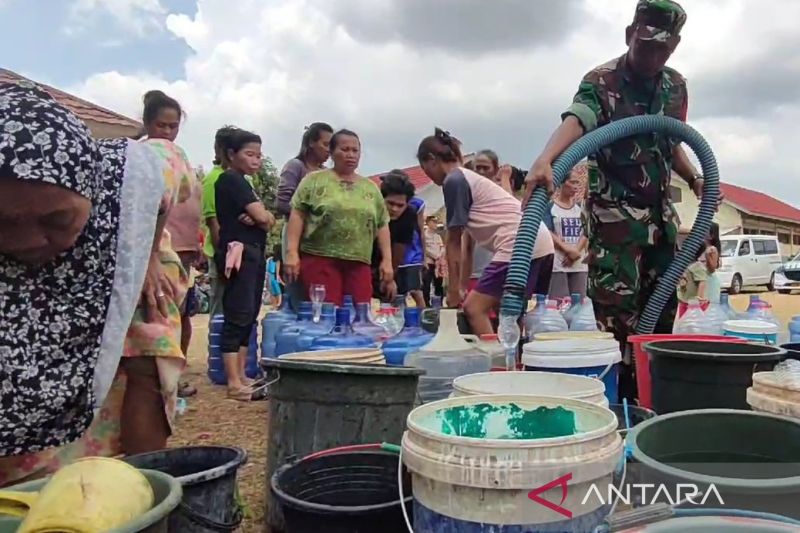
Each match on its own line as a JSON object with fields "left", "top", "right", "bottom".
{"left": 400, "top": 331, "right": 627, "bottom": 532}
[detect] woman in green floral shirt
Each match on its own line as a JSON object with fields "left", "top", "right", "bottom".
{"left": 284, "top": 129, "right": 394, "bottom": 305}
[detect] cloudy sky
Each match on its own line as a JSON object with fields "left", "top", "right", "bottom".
{"left": 2, "top": 0, "right": 799, "bottom": 203}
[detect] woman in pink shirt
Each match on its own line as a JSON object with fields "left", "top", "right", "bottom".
{"left": 417, "top": 129, "right": 554, "bottom": 334}
{"left": 140, "top": 91, "right": 202, "bottom": 362}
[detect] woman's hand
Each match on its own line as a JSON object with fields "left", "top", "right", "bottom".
{"left": 382, "top": 280, "right": 398, "bottom": 301}
{"left": 142, "top": 252, "right": 172, "bottom": 322}
{"left": 284, "top": 250, "right": 301, "bottom": 283}
{"left": 238, "top": 213, "right": 256, "bottom": 226}
{"left": 562, "top": 245, "right": 582, "bottom": 266}
{"left": 379, "top": 259, "right": 394, "bottom": 285}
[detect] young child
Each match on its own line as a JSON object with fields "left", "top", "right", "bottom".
{"left": 677, "top": 245, "right": 720, "bottom": 317}
{"left": 416, "top": 128, "right": 555, "bottom": 335}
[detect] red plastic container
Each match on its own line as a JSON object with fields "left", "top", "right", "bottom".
{"left": 628, "top": 334, "right": 747, "bottom": 409}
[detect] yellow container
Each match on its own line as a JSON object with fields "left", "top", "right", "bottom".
{"left": 10, "top": 457, "right": 153, "bottom": 533}
{"left": 534, "top": 331, "right": 614, "bottom": 341}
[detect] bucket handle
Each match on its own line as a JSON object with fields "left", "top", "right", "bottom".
{"left": 179, "top": 500, "right": 243, "bottom": 531}
{"left": 596, "top": 360, "right": 615, "bottom": 381}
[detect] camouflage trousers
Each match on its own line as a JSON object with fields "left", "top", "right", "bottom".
{"left": 587, "top": 236, "right": 678, "bottom": 345}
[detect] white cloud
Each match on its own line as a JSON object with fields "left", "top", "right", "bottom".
{"left": 67, "top": 0, "right": 167, "bottom": 36}
{"left": 68, "top": 0, "right": 800, "bottom": 205}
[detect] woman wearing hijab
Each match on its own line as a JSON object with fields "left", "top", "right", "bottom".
{"left": 0, "top": 81, "right": 189, "bottom": 485}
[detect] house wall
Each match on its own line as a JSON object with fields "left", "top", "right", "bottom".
{"left": 671, "top": 178, "right": 743, "bottom": 235}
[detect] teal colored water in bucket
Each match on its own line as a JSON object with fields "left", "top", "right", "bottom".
{"left": 403, "top": 395, "right": 622, "bottom": 533}
{"left": 424, "top": 403, "right": 577, "bottom": 440}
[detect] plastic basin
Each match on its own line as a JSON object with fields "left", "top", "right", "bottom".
{"left": 0, "top": 469, "right": 181, "bottom": 533}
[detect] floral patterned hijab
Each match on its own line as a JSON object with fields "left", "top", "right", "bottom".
{"left": 0, "top": 81, "right": 165, "bottom": 456}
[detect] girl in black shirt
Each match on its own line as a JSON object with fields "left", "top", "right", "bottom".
{"left": 214, "top": 129, "right": 275, "bottom": 400}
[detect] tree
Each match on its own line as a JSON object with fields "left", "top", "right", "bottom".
{"left": 252, "top": 157, "right": 283, "bottom": 253}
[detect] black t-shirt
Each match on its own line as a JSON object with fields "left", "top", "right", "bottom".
{"left": 215, "top": 169, "right": 267, "bottom": 248}
{"left": 371, "top": 203, "right": 417, "bottom": 267}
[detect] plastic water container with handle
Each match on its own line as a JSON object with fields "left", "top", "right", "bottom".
{"left": 674, "top": 299, "right": 706, "bottom": 334}
{"left": 569, "top": 297, "right": 599, "bottom": 331}
{"left": 261, "top": 299, "right": 297, "bottom": 358}
{"left": 310, "top": 308, "right": 377, "bottom": 351}
{"left": 352, "top": 302, "right": 386, "bottom": 342}
{"left": 405, "top": 309, "right": 491, "bottom": 402}
{"left": 562, "top": 293, "right": 582, "bottom": 326}
{"left": 275, "top": 305, "right": 314, "bottom": 356}
{"left": 790, "top": 316, "right": 800, "bottom": 343}
{"left": 381, "top": 307, "right": 434, "bottom": 366}
{"left": 295, "top": 303, "right": 336, "bottom": 351}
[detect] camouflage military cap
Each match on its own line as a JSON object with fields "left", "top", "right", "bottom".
{"left": 633, "top": 0, "right": 687, "bottom": 42}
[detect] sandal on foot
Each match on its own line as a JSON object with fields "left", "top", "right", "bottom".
{"left": 178, "top": 382, "right": 197, "bottom": 398}
{"left": 227, "top": 387, "right": 254, "bottom": 402}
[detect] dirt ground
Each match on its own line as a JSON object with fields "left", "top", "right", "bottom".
{"left": 172, "top": 289, "right": 800, "bottom": 532}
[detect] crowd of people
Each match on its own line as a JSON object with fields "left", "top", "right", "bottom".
{"left": 1, "top": 0, "right": 724, "bottom": 488}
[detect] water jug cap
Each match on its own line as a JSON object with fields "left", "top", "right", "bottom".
{"left": 335, "top": 307, "right": 350, "bottom": 324}
{"left": 404, "top": 306, "right": 420, "bottom": 323}
{"left": 536, "top": 294, "right": 546, "bottom": 303}
{"left": 571, "top": 293, "right": 581, "bottom": 303}
{"left": 343, "top": 295, "right": 354, "bottom": 304}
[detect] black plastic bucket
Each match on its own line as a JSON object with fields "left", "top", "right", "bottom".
{"left": 261, "top": 358, "right": 423, "bottom": 531}
{"left": 628, "top": 409, "right": 800, "bottom": 519}
{"left": 644, "top": 340, "right": 785, "bottom": 413}
{"left": 271, "top": 451, "right": 412, "bottom": 533}
{"left": 125, "top": 446, "right": 247, "bottom": 532}
{"left": 780, "top": 343, "right": 800, "bottom": 361}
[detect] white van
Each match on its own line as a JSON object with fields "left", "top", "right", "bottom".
{"left": 718, "top": 234, "right": 782, "bottom": 294}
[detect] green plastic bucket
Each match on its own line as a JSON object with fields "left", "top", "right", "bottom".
{"left": 628, "top": 409, "right": 800, "bottom": 520}
{"left": 0, "top": 469, "right": 182, "bottom": 533}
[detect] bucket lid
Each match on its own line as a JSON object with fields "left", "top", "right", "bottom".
{"left": 723, "top": 319, "right": 779, "bottom": 335}
{"left": 522, "top": 339, "right": 621, "bottom": 368}
{"left": 534, "top": 331, "right": 614, "bottom": 341}
{"left": 452, "top": 371, "right": 606, "bottom": 399}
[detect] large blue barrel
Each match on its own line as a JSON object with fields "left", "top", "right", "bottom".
{"left": 208, "top": 314, "right": 260, "bottom": 385}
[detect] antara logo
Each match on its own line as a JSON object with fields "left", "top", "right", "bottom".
{"left": 527, "top": 473, "right": 573, "bottom": 519}
{"left": 528, "top": 474, "right": 725, "bottom": 519}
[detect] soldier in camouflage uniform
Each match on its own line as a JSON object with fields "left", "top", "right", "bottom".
{"left": 525, "top": 0, "right": 717, "bottom": 400}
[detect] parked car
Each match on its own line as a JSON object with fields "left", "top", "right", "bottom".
{"left": 775, "top": 252, "right": 800, "bottom": 294}
{"left": 718, "top": 234, "right": 782, "bottom": 294}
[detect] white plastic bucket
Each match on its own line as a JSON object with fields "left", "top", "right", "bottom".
{"left": 723, "top": 320, "right": 779, "bottom": 345}
{"left": 534, "top": 331, "right": 614, "bottom": 341}
{"left": 747, "top": 371, "right": 800, "bottom": 419}
{"left": 451, "top": 371, "right": 609, "bottom": 408}
{"left": 402, "top": 394, "right": 622, "bottom": 532}
{"left": 522, "top": 339, "right": 622, "bottom": 404}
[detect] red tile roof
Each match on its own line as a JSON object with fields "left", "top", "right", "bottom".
{"left": 720, "top": 182, "right": 800, "bottom": 224}
{"left": 369, "top": 165, "right": 435, "bottom": 193}
{"left": 0, "top": 68, "right": 142, "bottom": 130}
